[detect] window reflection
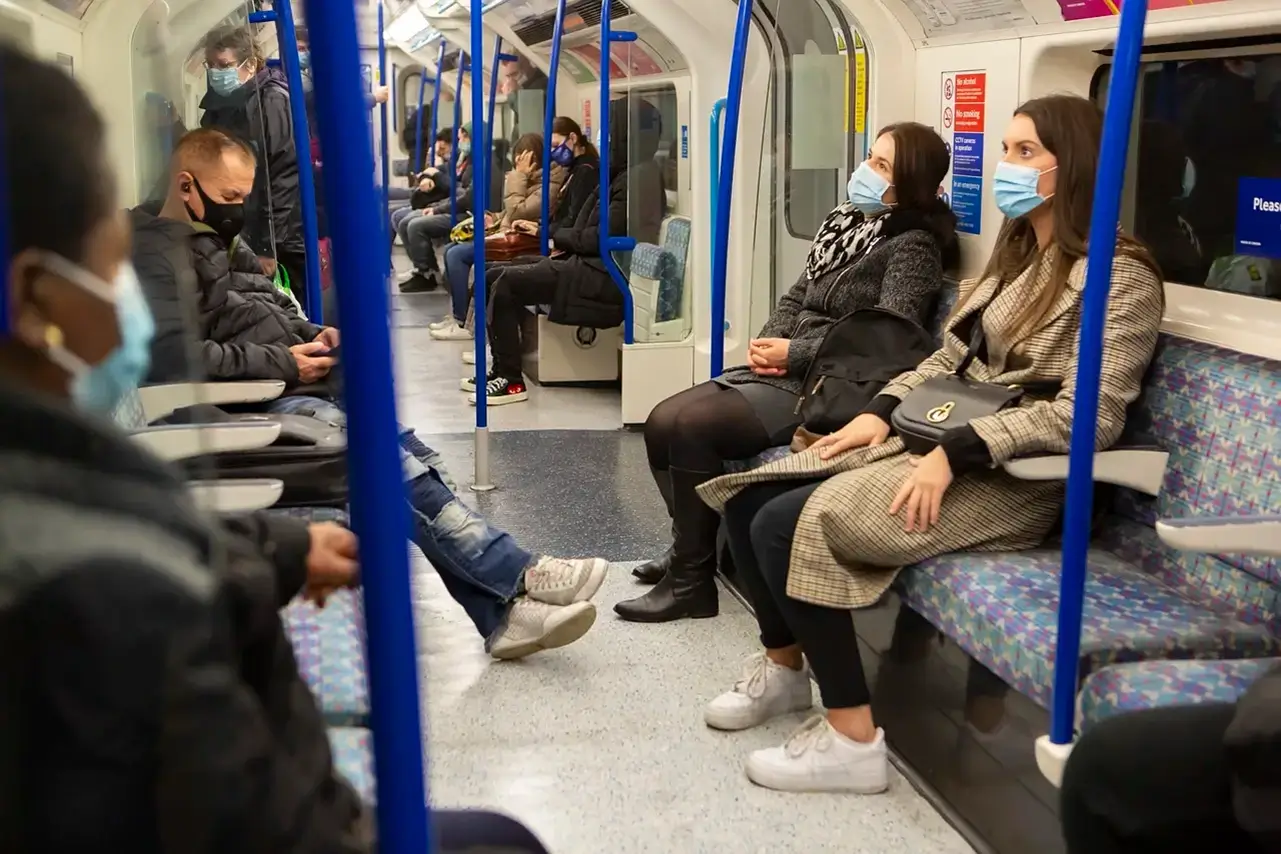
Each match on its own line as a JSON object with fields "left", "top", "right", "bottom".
{"left": 1097, "top": 52, "right": 1281, "bottom": 300}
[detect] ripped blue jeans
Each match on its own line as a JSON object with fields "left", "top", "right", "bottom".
{"left": 264, "top": 395, "right": 531, "bottom": 644}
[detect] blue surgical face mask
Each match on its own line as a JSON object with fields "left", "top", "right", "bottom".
{"left": 458, "top": 141, "right": 472, "bottom": 157}
{"left": 298, "top": 51, "right": 311, "bottom": 71}
{"left": 993, "top": 161, "right": 1057, "bottom": 219}
{"left": 847, "top": 162, "right": 893, "bottom": 216}
{"left": 40, "top": 255, "right": 155, "bottom": 416}
{"left": 208, "top": 66, "right": 244, "bottom": 97}
{"left": 550, "top": 141, "right": 574, "bottom": 167}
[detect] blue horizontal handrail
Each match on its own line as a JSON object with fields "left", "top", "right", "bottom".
{"left": 1048, "top": 0, "right": 1151, "bottom": 746}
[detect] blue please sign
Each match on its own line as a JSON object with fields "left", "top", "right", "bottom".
{"left": 1235, "top": 177, "right": 1281, "bottom": 259}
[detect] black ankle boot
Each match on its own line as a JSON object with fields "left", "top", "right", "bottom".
{"left": 633, "top": 467, "right": 676, "bottom": 585}
{"left": 615, "top": 468, "right": 719, "bottom": 622}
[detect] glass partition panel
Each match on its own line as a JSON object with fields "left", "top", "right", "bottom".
{"left": 607, "top": 70, "right": 683, "bottom": 343}
{"left": 132, "top": 1, "right": 188, "bottom": 205}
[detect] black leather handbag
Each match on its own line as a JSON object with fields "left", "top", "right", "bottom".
{"left": 891, "top": 311, "right": 1026, "bottom": 456}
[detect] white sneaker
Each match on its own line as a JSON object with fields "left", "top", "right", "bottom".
{"left": 524, "top": 557, "right": 608, "bottom": 606}
{"left": 704, "top": 653, "right": 814, "bottom": 731}
{"left": 745, "top": 715, "right": 889, "bottom": 794}
{"left": 462, "top": 349, "right": 477, "bottom": 366}
{"left": 489, "top": 598, "right": 597, "bottom": 660}
{"left": 430, "top": 319, "right": 474, "bottom": 341}
{"left": 460, "top": 375, "right": 477, "bottom": 392}
{"left": 428, "top": 318, "right": 453, "bottom": 330}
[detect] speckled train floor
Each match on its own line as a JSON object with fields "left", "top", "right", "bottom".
{"left": 410, "top": 561, "right": 975, "bottom": 854}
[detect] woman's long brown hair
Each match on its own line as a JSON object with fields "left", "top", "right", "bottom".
{"left": 961, "top": 94, "right": 1158, "bottom": 339}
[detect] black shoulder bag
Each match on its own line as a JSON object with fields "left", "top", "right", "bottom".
{"left": 793, "top": 307, "right": 938, "bottom": 435}
{"left": 891, "top": 311, "right": 1029, "bottom": 456}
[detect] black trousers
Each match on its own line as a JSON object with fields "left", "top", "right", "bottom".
{"left": 643, "top": 381, "right": 773, "bottom": 473}
{"left": 723, "top": 480, "right": 872, "bottom": 709}
{"left": 485, "top": 258, "right": 563, "bottom": 381}
{"left": 1060, "top": 703, "right": 1261, "bottom": 853}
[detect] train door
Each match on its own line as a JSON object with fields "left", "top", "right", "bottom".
{"left": 741, "top": 0, "right": 866, "bottom": 334}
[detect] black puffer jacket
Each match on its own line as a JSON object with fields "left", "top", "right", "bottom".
{"left": 1225, "top": 663, "right": 1281, "bottom": 850}
{"left": 200, "top": 67, "right": 302, "bottom": 258}
{"left": 547, "top": 98, "right": 664, "bottom": 329}
{"left": 0, "top": 382, "right": 368, "bottom": 853}
{"left": 130, "top": 205, "right": 323, "bottom": 385}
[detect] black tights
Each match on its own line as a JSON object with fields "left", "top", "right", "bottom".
{"left": 1060, "top": 703, "right": 1262, "bottom": 853}
{"left": 644, "top": 382, "right": 772, "bottom": 473}
{"left": 723, "top": 480, "right": 871, "bottom": 709}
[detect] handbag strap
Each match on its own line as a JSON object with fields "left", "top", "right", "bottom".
{"left": 953, "top": 310, "right": 988, "bottom": 378}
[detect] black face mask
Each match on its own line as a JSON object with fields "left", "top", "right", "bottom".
{"left": 185, "top": 176, "right": 246, "bottom": 246}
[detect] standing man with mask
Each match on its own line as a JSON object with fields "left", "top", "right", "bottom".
{"left": 199, "top": 25, "right": 308, "bottom": 314}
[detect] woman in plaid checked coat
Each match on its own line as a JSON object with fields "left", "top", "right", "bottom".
{"left": 695, "top": 94, "right": 1166, "bottom": 795}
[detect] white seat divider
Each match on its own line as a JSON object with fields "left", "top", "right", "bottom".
{"left": 1002, "top": 448, "right": 1169, "bottom": 496}
{"left": 130, "top": 422, "right": 283, "bottom": 463}
{"left": 187, "top": 478, "right": 284, "bottom": 514}
{"left": 138, "top": 380, "right": 287, "bottom": 423}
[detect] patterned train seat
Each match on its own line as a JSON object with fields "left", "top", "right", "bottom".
{"left": 727, "top": 333, "right": 1281, "bottom": 711}
{"left": 630, "top": 215, "right": 692, "bottom": 341}
{"left": 1077, "top": 657, "right": 1279, "bottom": 729}
{"left": 282, "top": 587, "right": 370, "bottom": 727}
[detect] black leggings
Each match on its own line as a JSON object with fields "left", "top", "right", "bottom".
{"left": 1060, "top": 703, "right": 1262, "bottom": 853}
{"left": 723, "top": 480, "right": 871, "bottom": 709}
{"left": 644, "top": 381, "right": 773, "bottom": 472}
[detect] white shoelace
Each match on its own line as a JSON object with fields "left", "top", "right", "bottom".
{"left": 484, "top": 377, "right": 509, "bottom": 395}
{"left": 733, "top": 654, "right": 773, "bottom": 700}
{"left": 528, "top": 558, "right": 577, "bottom": 592}
{"left": 783, "top": 715, "right": 834, "bottom": 758}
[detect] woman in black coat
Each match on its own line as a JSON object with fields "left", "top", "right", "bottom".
{"left": 616, "top": 121, "right": 960, "bottom": 624}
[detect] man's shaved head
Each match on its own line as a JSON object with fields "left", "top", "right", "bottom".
{"left": 165, "top": 128, "right": 256, "bottom": 224}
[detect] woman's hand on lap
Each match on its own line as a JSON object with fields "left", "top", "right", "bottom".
{"left": 888, "top": 446, "right": 953, "bottom": 533}
{"left": 813, "top": 413, "right": 890, "bottom": 459}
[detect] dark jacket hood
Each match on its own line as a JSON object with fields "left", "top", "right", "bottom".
{"left": 608, "top": 97, "right": 662, "bottom": 178}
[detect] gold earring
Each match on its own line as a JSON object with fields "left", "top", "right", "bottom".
{"left": 44, "top": 324, "right": 64, "bottom": 349}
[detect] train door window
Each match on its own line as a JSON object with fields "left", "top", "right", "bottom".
{"left": 1094, "top": 49, "right": 1281, "bottom": 299}
{"left": 609, "top": 81, "right": 689, "bottom": 343}
{"left": 769, "top": 0, "right": 860, "bottom": 241}
{"left": 499, "top": 55, "right": 546, "bottom": 142}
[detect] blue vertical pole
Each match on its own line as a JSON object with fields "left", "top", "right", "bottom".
{"left": 1048, "top": 0, "right": 1149, "bottom": 746}
{"left": 540, "top": 0, "right": 567, "bottom": 256}
{"left": 450, "top": 54, "right": 465, "bottom": 226}
{"left": 471, "top": 0, "right": 494, "bottom": 490}
{"left": 598, "top": 0, "right": 636, "bottom": 344}
{"left": 708, "top": 97, "right": 726, "bottom": 338}
{"left": 249, "top": 4, "right": 323, "bottom": 324}
{"left": 413, "top": 70, "right": 428, "bottom": 174}
{"left": 429, "top": 41, "right": 446, "bottom": 166}
{"left": 378, "top": 3, "right": 390, "bottom": 231}
{"left": 710, "top": 0, "right": 754, "bottom": 379}
{"left": 301, "top": 1, "right": 430, "bottom": 850}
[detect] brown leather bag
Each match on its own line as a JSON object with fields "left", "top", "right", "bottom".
{"left": 484, "top": 230, "right": 541, "bottom": 262}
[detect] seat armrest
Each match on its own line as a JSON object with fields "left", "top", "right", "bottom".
{"left": 129, "top": 422, "right": 282, "bottom": 463}
{"left": 1001, "top": 447, "right": 1167, "bottom": 496}
{"left": 1156, "top": 514, "right": 1281, "bottom": 557}
{"left": 187, "top": 479, "right": 284, "bottom": 514}
{"left": 137, "top": 381, "right": 287, "bottom": 422}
